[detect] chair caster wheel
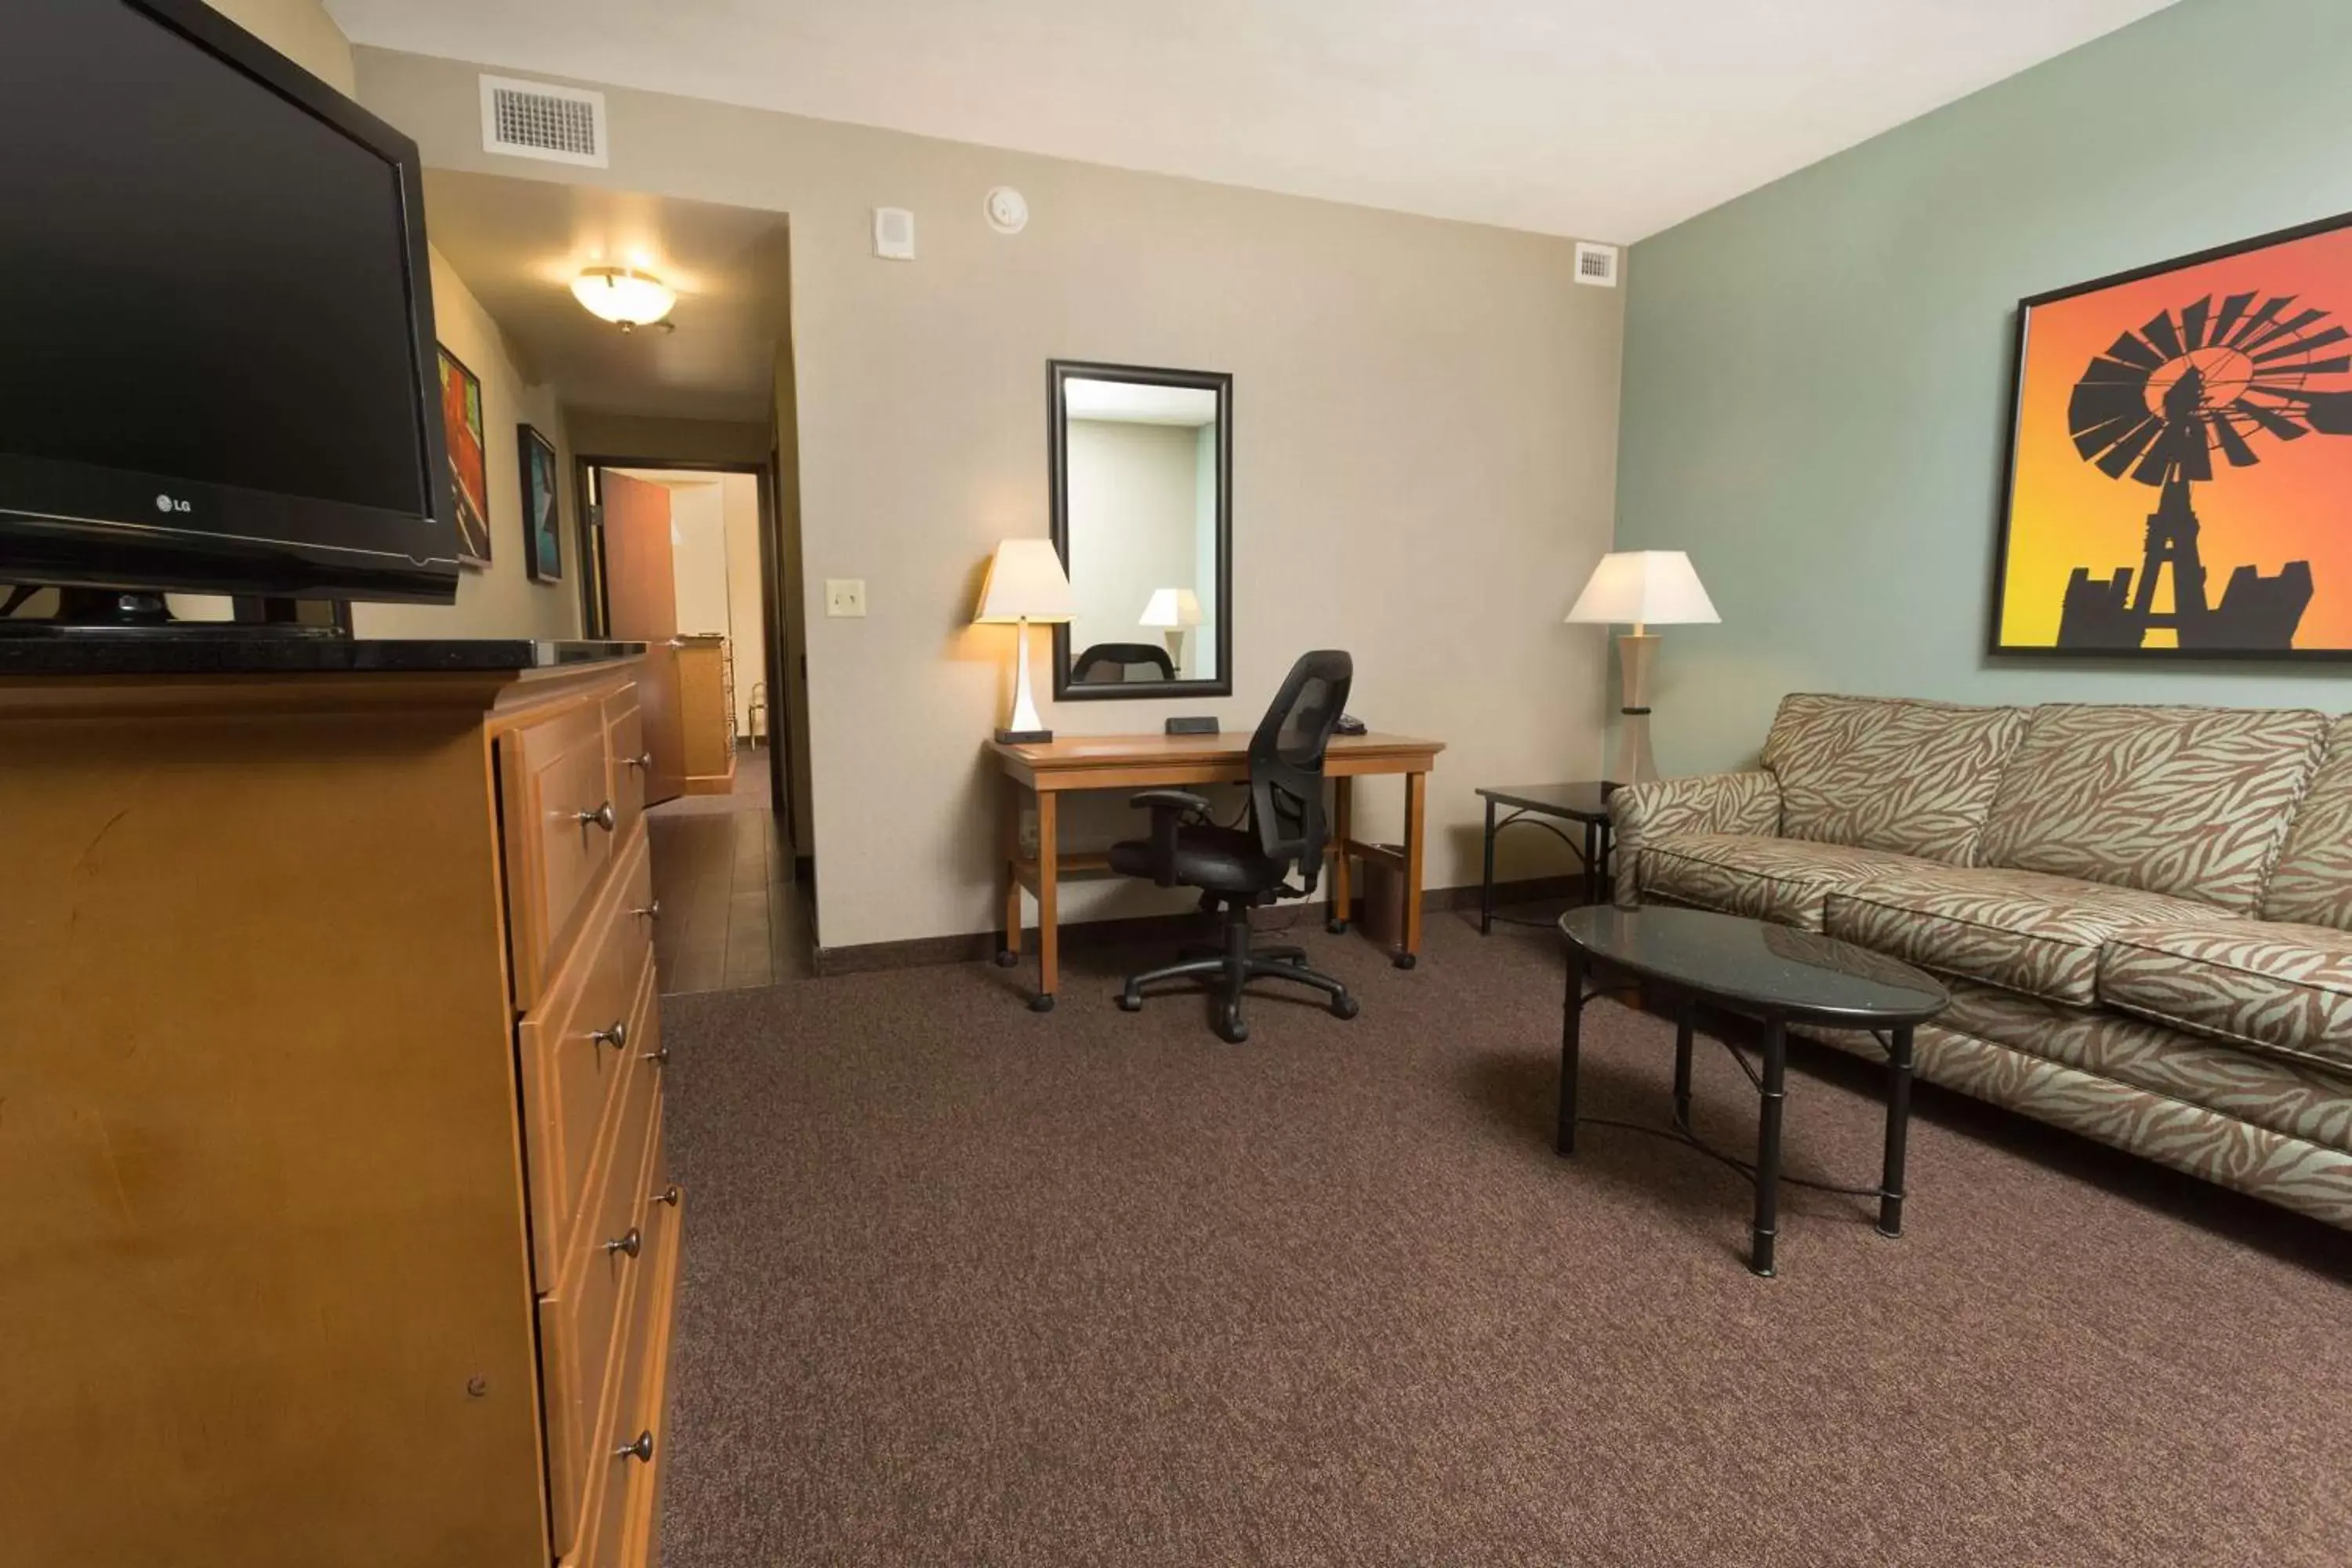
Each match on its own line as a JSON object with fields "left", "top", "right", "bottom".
{"left": 1330, "top": 993, "right": 1359, "bottom": 1020}
{"left": 1029, "top": 993, "right": 1055, "bottom": 1013}
{"left": 993, "top": 949, "right": 1018, "bottom": 968}
{"left": 1116, "top": 993, "right": 1143, "bottom": 1012}
{"left": 1392, "top": 952, "right": 1417, "bottom": 971}
{"left": 1327, "top": 919, "right": 1349, "bottom": 935}
{"left": 1215, "top": 1004, "right": 1248, "bottom": 1044}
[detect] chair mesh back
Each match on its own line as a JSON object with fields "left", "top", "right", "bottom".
{"left": 1072, "top": 642, "right": 1176, "bottom": 684}
{"left": 1248, "top": 650, "right": 1353, "bottom": 891}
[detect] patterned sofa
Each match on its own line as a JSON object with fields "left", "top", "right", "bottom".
{"left": 1610, "top": 695, "right": 2352, "bottom": 1230}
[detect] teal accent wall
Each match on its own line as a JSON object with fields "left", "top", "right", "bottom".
{"left": 1613, "top": 0, "right": 2352, "bottom": 775}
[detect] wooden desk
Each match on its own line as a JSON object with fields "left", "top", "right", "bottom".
{"left": 987, "top": 731, "right": 1446, "bottom": 1009}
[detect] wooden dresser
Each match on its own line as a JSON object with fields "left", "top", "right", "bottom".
{"left": 0, "top": 650, "right": 683, "bottom": 1567}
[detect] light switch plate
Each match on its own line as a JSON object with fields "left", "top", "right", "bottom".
{"left": 825, "top": 579, "right": 866, "bottom": 618}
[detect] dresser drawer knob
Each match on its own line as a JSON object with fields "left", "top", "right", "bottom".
{"left": 576, "top": 801, "right": 617, "bottom": 832}
{"left": 590, "top": 1020, "right": 628, "bottom": 1051}
{"left": 615, "top": 1429, "right": 654, "bottom": 1464}
{"left": 604, "top": 1226, "right": 642, "bottom": 1259}
{"left": 643, "top": 1044, "right": 670, "bottom": 1067}
{"left": 652, "top": 1184, "right": 681, "bottom": 1207}
{"left": 631, "top": 898, "right": 662, "bottom": 923}
{"left": 624, "top": 752, "right": 653, "bottom": 771}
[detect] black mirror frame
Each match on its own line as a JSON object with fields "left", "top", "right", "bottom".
{"left": 1048, "top": 359, "right": 1234, "bottom": 701}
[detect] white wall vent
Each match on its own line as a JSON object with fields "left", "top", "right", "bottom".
{"left": 1573, "top": 241, "right": 1621, "bottom": 288}
{"left": 480, "top": 75, "right": 608, "bottom": 168}
{"left": 873, "top": 207, "right": 916, "bottom": 261}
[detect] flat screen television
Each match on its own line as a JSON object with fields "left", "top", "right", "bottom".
{"left": 0, "top": 0, "right": 455, "bottom": 628}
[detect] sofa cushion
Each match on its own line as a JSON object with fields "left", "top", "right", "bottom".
{"left": 1977, "top": 703, "right": 2328, "bottom": 913}
{"left": 2263, "top": 715, "right": 2352, "bottom": 931}
{"left": 2100, "top": 920, "right": 2352, "bottom": 1073}
{"left": 1761, "top": 694, "right": 2028, "bottom": 866}
{"left": 1639, "top": 833, "right": 1922, "bottom": 933}
{"left": 1824, "top": 861, "right": 2229, "bottom": 1007}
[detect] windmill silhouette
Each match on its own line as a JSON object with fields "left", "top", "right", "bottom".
{"left": 2056, "top": 291, "right": 2352, "bottom": 649}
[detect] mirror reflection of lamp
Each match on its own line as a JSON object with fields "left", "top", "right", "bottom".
{"left": 975, "top": 539, "right": 1075, "bottom": 743}
{"left": 1139, "top": 587, "right": 1203, "bottom": 677}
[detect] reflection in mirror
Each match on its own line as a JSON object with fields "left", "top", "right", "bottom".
{"left": 1051, "top": 363, "right": 1232, "bottom": 699}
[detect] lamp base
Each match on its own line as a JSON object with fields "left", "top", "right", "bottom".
{"left": 996, "top": 727, "right": 1053, "bottom": 746}
{"left": 1609, "top": 630, "right": 1661, "bottom": 786}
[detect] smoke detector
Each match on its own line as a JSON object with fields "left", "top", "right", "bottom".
{"left": 481, "top": 75, "right": 608, "bottom": 168}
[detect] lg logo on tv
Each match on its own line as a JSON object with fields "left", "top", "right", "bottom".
{"left": 154, "top": 493, "right": 191, "bottom": 514}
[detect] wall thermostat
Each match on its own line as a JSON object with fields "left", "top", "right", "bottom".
{"left": 984, "top": 187, "right": 1029, "bottom": 235}
{"left": 873, "top": 207, "right": 915, "bottom": 260}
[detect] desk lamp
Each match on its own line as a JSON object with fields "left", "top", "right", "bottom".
{"left": 1138, "top": 586, "right": 1202, "bottom": 674}
{"left": 1566, "top": 550, "right": 1719, "bottom": 784}
{"left": 975, "top": 539, "right": 1074, "bottom": 744}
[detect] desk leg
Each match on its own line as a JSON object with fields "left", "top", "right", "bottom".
{"left": 1032, "top": 790, "right": 1059, "bottom": 1012}
{"left": 1396, "top": 768, "right": 1425, "bottom": 969}
{"left": 1479, "top": 794, "right": 1497, "bottom": 935}
{"left": 996, "top": 777, "right": 1024, "bottom": 968}
{"left": 1327, "top": 776, "right": 1355, "bottom": 934}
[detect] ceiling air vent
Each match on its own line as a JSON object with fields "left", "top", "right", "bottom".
{"left": 1573, "top": 241, "right": 1620, "bottom": 288}
{"left": 480, "top": 75, "right": 608, "bottom": 168}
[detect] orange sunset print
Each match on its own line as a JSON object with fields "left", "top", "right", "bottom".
{"left": 1996, "top": 216, "right": 2352, "bottom": 655}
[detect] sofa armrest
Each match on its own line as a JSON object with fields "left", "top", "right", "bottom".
{"left": 1608, "top": 771, "right": 1782, "bottom": 906}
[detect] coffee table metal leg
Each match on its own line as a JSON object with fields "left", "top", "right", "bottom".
{"left": 1671, "top": 993, "right": 1695, "bottom": 1131}
{"left": 1878, "top": 1023, "right": 1915, "bottom": 1238}
{"left": 1480, "top": 797, "right": 1497, "bottom": 935}
{"left": 1557, "top": 948, "right": 1587, "bottom": 1156}
{"left": 1750, "top": 1017, "right": 1786, "bottom": 1277}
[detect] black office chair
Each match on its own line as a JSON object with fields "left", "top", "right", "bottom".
{"left": 1107, "top": 650, "right": 1359, "bottom": 1043}
{"left": 1072, "top": 641, "right": 1177, "bottom": 683}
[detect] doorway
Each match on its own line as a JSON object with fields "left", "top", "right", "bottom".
{"left": 583, "top": 456, "right": 809, "bottom": 990}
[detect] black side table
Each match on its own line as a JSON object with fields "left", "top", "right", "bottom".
{"left": 1475, "top": 782, "right": 1618, "bottom": 931}
{"left": 1557, "top": 906, "right": 1948, "bottom": 1277}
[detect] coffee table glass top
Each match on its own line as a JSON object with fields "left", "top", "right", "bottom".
{"left": 1560, "top": 906, "right": 1947, "bottom": 1025}
{"left": 1475, "top": 782, "right": 1618, "bottom": 820}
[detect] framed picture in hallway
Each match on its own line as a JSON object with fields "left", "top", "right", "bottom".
{"left": 518, "top": 423, "right": 562, "bottom": 583}
{"left": 437, "top": 346, "right": 491, "bottom": 567}
{"left": 1991, "top": 209, "right": 2352, "bottom": 660}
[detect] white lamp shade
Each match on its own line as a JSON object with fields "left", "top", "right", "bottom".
{"left": 1138, "top": 586, "right": 1203, "bottom": 628}
{"left": 571, "top": 267, "right": 677, "bottom": 328}
{"left": 974, "top": 539, "right": 1076, "bottom": 623}
{"left": 1565, "top": 550, "right": 1719, "bottom": 626}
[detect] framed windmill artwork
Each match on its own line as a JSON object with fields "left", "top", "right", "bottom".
{"left": 1992, "top": 212, "right": 2352, "bottom": 659}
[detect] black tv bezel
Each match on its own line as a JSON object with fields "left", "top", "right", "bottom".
{"left": 0, "top": 0, "right": 458, "bottom": 606}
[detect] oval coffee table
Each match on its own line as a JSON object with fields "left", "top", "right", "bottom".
{"left": 1556, "top": 906, "right": 1948, "bottom": 1277}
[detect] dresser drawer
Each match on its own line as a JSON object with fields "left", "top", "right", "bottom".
{"left": 503, "top": 698, "right": 625, "bottom": 1007}
{"left": 604, "top": 684, "right": 648, "bottom": 846}
{"left": 613, "top": 1150, "right": 683, "bottom": 1568}
{"left": 517, "top": 830, "right": 654, "bottom": 1283}
{"left": 542, "top": 1025, "right": 663, "bottom": 1559}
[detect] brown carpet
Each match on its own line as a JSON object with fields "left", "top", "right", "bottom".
{"left": 655, "top": 913, "right": 2351, "bottom": 1567}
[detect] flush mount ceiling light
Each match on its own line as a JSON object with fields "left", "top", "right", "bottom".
{"left": 571, "top": 265, "right": 677, "bottom": 332}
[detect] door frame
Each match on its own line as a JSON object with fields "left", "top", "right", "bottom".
{"left": 573, "top": 453, "right": 793, "bottom": 837}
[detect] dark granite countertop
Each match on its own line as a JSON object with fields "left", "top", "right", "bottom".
{"left": 0, "top": 637, "right": 647, "bottom": 677}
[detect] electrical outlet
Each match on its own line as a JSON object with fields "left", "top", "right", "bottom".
{"left": 825, "top": 579, "right": 866, "bottom": 618}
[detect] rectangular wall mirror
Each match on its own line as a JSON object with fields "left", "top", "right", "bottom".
{"left": 1050, "top": 360, "right": 1232, "bottom": 699}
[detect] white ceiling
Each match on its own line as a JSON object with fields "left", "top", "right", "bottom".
{"left": 420, "top": 169, "right": 789, "bottom": 421}
{"left": 332, "top": 0, "right": 2176, "bottom": 241}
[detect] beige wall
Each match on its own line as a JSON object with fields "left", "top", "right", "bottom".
{"left": 358, "top": 49, "right": 1625, "bottom": 950}
{"left": 355, "top": 247, "right": 582, "bottom": 641}
{"left": 201, "top": 0, "right": 353, "bottom": 94}
{"left": 717, "top": 473, "right": 768, "bottom": 736}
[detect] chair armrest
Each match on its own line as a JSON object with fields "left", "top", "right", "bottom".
{"left": 1128, "top": 789, "right": 1216, "bottom": 888}
{"left": 1129, "top": 789, "right": 1215, "bottom": 818}
{"left": 1608, "top": 771, "right": 1782, "bottom": 906}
